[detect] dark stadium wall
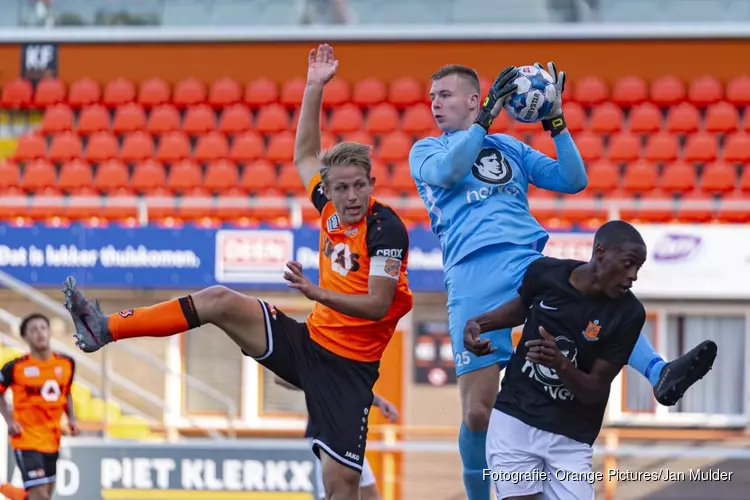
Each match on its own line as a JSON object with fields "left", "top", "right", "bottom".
{"left": 2, "top": 39, "right": 750, "bottom": 85}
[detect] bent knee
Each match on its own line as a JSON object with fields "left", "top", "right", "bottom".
{"left": 27, "top": 489, "right": 51, "bottom": 500}
{"left": 463, "top": 404, "right": 492, "bottom": 431}
{"left": 194, "top": 285, "right": 250, "bottom": 322}
{"left": 323, "top": 470, "right": 360, "bottom": 499}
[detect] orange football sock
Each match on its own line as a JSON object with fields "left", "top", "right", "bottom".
{"left": 0, "top": 483, "right": 27, "bottom": 499}
{"left": 108, "top": 296, "right": 201, "bottom": 341}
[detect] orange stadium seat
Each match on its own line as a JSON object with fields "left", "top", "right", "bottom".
{"left": 112, "top": 103, "right": 147, "bottom": 134}
{"left": 249, "top": 188, "right": 290, "bottom": 223}
{"left": 0, "top": 160, "right": 20, "bottom": 189}
{"left": 622, "top": 160, "right": 658, "bottom": 193}
{"left": 218, "top": 104, "right": 252, "bottom": 135}
{"left": 290, "top": 107, "right": 323, "bottom": 132}
{"left": 22, "top": 159, "right": 56, "bottom": 191}
{"left": 573, "top": 132, "right": 603, "bottom": 162}
{"left": 687, "top": 75, "right": 723, "bottom": 107}
{"left": 256, "top": 104, "right": 290, "bottom": 134}
{"left": 68, "top": 78, "right": 102, "bottom": 109}
{"left": 77, "top": 104, "right": 111, "bottom": 136}
{"left": 277, "top": 164, "right": 305, "bottom": 195}
{"left": 167, "top": 159, "right": 202, "bottom": 192}
{"left": 266, "top": 131, "right": 295, "bottom": 163}
{"left": 65, "top": 186, "right": 101, "bottom": 221}
{"left": 85, "top": 131, "right": 119, "bottom": 163}
{"left": 173, "top": 78, "right": 206, "bottom": 108}
{"left": 650, "top": 76, "right": 685, "bottom": 108}
{"left": 48, "top": 132, "right": 83, "bottom": 162}
{"left": 701, "top": 161, "right": 736, "bottom": 193}
{"left": 341, "top": 130, "right": 374, "bottom": 146}
{"left": 660, "top": 161, "right": 696, "bottom": 193}
{"left": 391, "top": 165, "right": 415, "bottom": 194}
{"left": 212, "top": 186, "right": 248, "bottom": 221}
{"left": 240, "top": 161, "right": 276, "bottom": 193}
{"left": 144, "top": 187, "right": 177, "bottom": 220}
{"left": 204, "top": 159, "right": 239, "bottom": 193}
{"left": 560, "top": 192, "right": 605, "bottom": 225}
{"left": 643, "top": 133, "right": 679, "bottom": 163}
{"left": 194, "top": 131, "right": 229, "bottom": 162}
{"left": 1, "top": 78, "right": 33, "bottom": 109}
{"left": 572, "top": 76, "right": 608, "bottom": 107}
{"left": 29, "top": 187, "right": 64, "bottom": 220}
{"left": 389, "top": 77, "right": 423, "bottom": 108}
{"left": 156, "top": 131, "right": 190, "bottom": 163}
{"left": 208, "top": 77, "right": 242, "bottom": 108}
{"left": 280, "top": 77, "right": 306, "bottom": 109}
{"left": 665, "top": 103, "right": 700, "bottom": 134}
{"left": 41, "top": 104, "right": 74, "bottom": 134}
{"left": 137, "top": 77, "right": 170, "bottom": 109}
{"left": 530, "top": 133, "right": 556, "bottom": 159}
{"left": 120, "top": 131, "right": 155, "bottom": 163}
{"left": 13, "top": 133, "right": 46, "bottom": 161}
{"left": 683, "top": 132, "right": 718, "bottom": 163}
{"left": 229, "top": 131, "right": 264, "bottom": 164}
{"left": 561, "top": 102, "right": 586, "bottom": 133}
{"left": 607, "top": 132, "right": 641, "bottom": 163}
{"left": 178, "top": 187, "right": 214, "bottom": 221}
{"left": 102, "top": 187, "right": 138, "bottom": 220}
{"left": 628, "top": 102, "right": 662, "bottom": 134}
{"left": 103, "top": 78, "right": 136, "bottom": 108}
{"left": 489, "top": 113, "right": 513, "bottom": 134}
{"left": 370, "top": 160, "right": 390, "bottom": 185}
{"left": 131, "top": 159, "right": 167, "bottom": 193}
{"left": 704, "top": 102, "right": 739, "bottom": 134}
{"left": 365, "top": 103, "right": 399, "bottom": 134}
{"left": 33, "top": 78, "right": 66, "bottom": 107}
{"left": 740, "top": 166, "right": 750, "bottom": 192}
{"left": 147, "top": 104, "right": 181, "bottom": 135}
{"left": 329, "top": 104, "right": 364, "bottom": 134}
{"left": 722, "top": 133, "right": 750, "bottom": 164}
{"left": 589, "top": 102, "right": 623, "bottom": 135}
{"left": 58, "top": 159, "right": 93, "bottom": 191}
{"left": 528, "top": 188, "right": 558, "bottom": 222}
{"left": 322, "top": 78, "right": 351, "bottom": 109}
{"left": 244, "top": 78, "right": 278, "bottom": 109}
{"left": 0, "top": 186, "right": 27, "bottom": 219}
{"left": 717, "top": 190, "right": 750, "bottom": 222}
{"left": 677, "top": 190, "right": 714, "bottom": 223}
{"left": 93, "top": 159, "right": 129, "bottom": 192}
{"left": 321, "top": 131, "right": 336, "bottom": 150}
{"left": 183, "top": 104, "right": 217, "bottom": 135}
{"left": 586, "top": 160, "right": 619, "bottom": 193}
{"left": 402, "top": 104, "right": 434, "bottom": 136}
{"left": 513, "top": 118, "right": 538, "bottom": 135}
{"left": 352, "top": 78, "right": 387, "bottom": 107}
{"left": 611, "top": 75, "right": 648, "bottom": 107}
{"left": 725, "top": 75, "right": 750, "bottom": 107}
{"left": 636, "top": 190, "right": 675, "bottom": 223}
{"left": 377, "top": 131, "right": 412, "bottom": 163}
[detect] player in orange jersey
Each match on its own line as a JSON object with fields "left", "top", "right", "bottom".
{"left": 0, "top": 314, "right": 77, "bottom": 500}
{"left": 61, "top": 44, "right": 413, "bottom": 500}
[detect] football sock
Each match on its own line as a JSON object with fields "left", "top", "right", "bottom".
{"left": 458, "top": 422, "right": 490, "bottom": 500}
{"left": 0, "top": 484, "right": 27, "bottom": 499}
{"left": 628, "top": 333, "right": 666, "bottom": 387}
{"left": 108, "top": 296, "right": 201, "bottom": 341}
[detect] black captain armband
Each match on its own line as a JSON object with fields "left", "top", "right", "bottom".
{"left": 542, "top": 114, "right": 567, "bottom": 137}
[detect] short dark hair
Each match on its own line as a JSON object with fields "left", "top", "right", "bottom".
{"left": 430, "top": 64, "right": 480, "bottom": 94}
{"left": 594, "top": 220, "right": 645, "bottom": 249}
{"left": 20, "top": 313, "right": 49, "bottom": 337}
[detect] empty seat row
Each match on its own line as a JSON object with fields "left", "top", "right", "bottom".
{"left": 4, "top": 74, "right": 750, "bottom": 111}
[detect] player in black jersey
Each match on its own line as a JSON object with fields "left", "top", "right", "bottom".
{"left": 463, "top": 220, "right": 715, "bottom": 500}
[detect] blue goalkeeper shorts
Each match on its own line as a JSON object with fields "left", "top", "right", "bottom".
{"left": 445, "top": 242, "right": 544, "bottom": 376}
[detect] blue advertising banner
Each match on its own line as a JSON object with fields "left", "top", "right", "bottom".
{"left": 0, "top": 224, "right": 447, "bottom": 292}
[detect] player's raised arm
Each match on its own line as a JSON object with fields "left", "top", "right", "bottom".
{"left": 409, "top": 66, "right": 518, "bottom": 189}
{"left": 294, "top": 44, "right": 339, "bottom": 189}
{"left": 517, "top": 62, "right": 587, "bottom": 194}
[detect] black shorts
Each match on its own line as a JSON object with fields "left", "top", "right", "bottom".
{"left": 246, "top": 300, "right": 380, "bottom": 473}
{"left": 14, "top": 449, "right": 58, "bottom": 490}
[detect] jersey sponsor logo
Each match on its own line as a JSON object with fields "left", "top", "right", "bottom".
{"left": 345, "top": 451, "right": 361, "bottom": 462}
{"left": 471, "top": 148, "right": 513, "bottom": 186}
{"left": 384, "top": 258, "right": 401, "bottom": 277}
{"left": 375, "top": 248, "right": 404, "bottom": 259}
{"left": 583, "top": 320, "right": 601, "bottom": 341}
{"left": 521, "top": 335, "right": 578, "bottom": 401}
{"left": 24, "top": 366, "right": 39, "bottom": 377}
{"left": 323, "top": 237, "right": 361, "bottom": 277}
{"left": 119, "top": 309, "right": 134, "bottom": 318}
{"left": 327, "top": 214, "right": 340, "bottom": 232}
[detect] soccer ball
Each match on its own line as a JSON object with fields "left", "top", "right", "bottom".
{"left": 503, "top": 65, "right": 557, "bottom": 124}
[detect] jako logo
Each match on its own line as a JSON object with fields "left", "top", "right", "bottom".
{"left": 653, "top": 233, "right": 701, "bottom": 262}
{"left": 345, "top": 452, "right": 360, "bottom": 462}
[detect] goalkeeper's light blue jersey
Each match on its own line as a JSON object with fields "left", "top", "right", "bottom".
{"left": 408, "top": 124, "right": 587, "bottom": 273}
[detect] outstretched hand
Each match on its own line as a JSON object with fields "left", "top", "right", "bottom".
{"left": 464, "top": 319, "right": 496, "bottom": 356}
{"left": 525, "top": 326, "right": 566, "bottom": 371}
{"left": 307, "top": 43, "right": 339, "bottom": 87}
{"left": 284, "top": 261, "right": 324, "bottom": 302}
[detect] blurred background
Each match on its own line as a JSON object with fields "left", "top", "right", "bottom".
{"left": 0, "top": 1, "right": 749, "bottom": 499}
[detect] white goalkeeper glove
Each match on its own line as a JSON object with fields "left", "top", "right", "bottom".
{"left": 535, "top": 61, "right": 567, "bottom": 136}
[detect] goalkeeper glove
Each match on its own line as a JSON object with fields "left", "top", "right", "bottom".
{"left": 536, "top": 61, "right": 568, "bottom": 137}
{"left": 474, "top": 65, "right": 519, "bottom": 132}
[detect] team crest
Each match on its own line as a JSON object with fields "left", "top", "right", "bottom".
{"left": 345, "top": 227, "right": 359, "bottom": 238}
{"left": 119, "top": 309, "right": 134, "bottom": 318}
{"left": 327, "top": 214, "right": 340, "bottom": 232}
{"left": 471, "top": 148, "right": 513, "bottom": 185}
{"left": 384, "top": 258, "right": 400, "bottom": 277}
{"left": 583, "top": 320, "right": 601, "bottom": 341}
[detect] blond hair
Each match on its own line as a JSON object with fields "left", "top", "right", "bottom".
{"left": 319, "top": 142, "right": 373, "bottom": 184}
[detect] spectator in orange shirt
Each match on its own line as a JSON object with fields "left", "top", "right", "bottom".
{"left": 0, "top": 313, "right": 77, "bottom": 500}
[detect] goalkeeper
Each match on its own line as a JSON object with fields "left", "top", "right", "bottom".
{"left": 408, "top": 62, "right": 717, "bottom": 500}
